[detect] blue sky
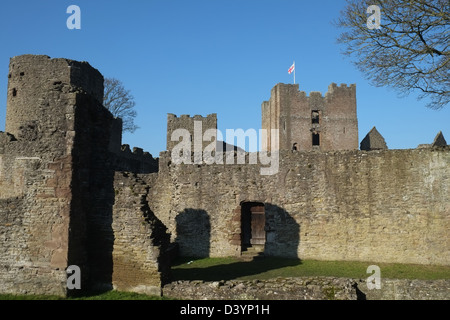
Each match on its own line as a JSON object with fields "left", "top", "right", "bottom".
{"left": 0, "top": 0, "right": 448, "bottom": 156}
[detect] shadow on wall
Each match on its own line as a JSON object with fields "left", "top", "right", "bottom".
{"left": 172, "top": 203, "right": 301, "bottom": 281}
{"left": 264, "top": 203, "right": 300, "bottom": 258}
{"left": 175, "top": 209, "right": 211, "bottom": 258}
{"left": 68, "top": 98, "right": 117, "bottom": 296}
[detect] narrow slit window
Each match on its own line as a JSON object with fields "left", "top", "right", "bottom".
{"left": 312, "top": 133, "right": 320, "bottom": 146}
{"left": 312, "top": 110, "right": 320, "bottom": 124}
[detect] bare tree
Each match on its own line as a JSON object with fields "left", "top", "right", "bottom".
{"left": 103, "top": 77, "right": 139, "bottom": 133}
{"left": 335, "top": 0, "right": 449, "bottom": 109}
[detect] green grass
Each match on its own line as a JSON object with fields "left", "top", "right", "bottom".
{"left": 1, "top": 257, "right": 448, "bottom": 300}
{"left": 171, "top": 257, "right": 450, "bottom": 281}
{"left": 0, "top": 290, "right": 169, "bottom": 300}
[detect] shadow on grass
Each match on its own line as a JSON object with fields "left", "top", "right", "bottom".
{"left": 171, "top": 257, "right": 302, "bottom": 282}
{"left": 0, "top": 290, "right": 170, "bottom": 300}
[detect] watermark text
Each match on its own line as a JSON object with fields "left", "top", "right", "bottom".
{"left": 67, "top": 5, "right": 81, "bottom": 30}
{"left": 66, "top": 265, "right": 81, "bottom": 289}
{"left": 366, "top": 265, "right": 381, "bottom": 290}
{"left": 367, "top": 5, "right": 381, "bottom": 30}
{"left": 171, "top": 121, "right": 279, "bottom": 175}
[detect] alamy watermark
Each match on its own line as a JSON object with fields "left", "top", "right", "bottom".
{"left": 67, "top": 5, "right": 81, "bottom": 30}
{"left": 66, "top": 265, "right": 81, "bottom": 289}
{"left": 366, "top": 265, "right": 381, "bottom": 290}
{"left": 171, "top": 121, "right": 279, "bottom": 175}
{"left": 367, "top": 5, "right": 381, "bottom": 30}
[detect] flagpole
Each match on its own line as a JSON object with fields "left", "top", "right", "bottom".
{"left": 294, "top": 61, "right": 296, "bottom": 84}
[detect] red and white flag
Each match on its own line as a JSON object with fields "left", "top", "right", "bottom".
{"left": 288, "top": 62, "right": 295, "bottom": 74}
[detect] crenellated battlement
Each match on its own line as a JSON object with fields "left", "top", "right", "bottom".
{"left": 325, "top": 82, "right": 356, "bottom": 100}
{"left": 167, "top": 113, "right": 217, "bottom": 121}
{"left": 261, "top": 83, "right": 358, "bottom": 152}
{"left": 264, "top": 83, "right": 356, "bottom": 100}
{"left": 166, "top": 113, "right": 218, "bottom": 152}
{"left": 112, "top": 144, "right": 158, "bottom": 173}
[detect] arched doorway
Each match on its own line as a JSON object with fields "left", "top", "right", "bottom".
{"left": 241, "top": 202, "right": 265, "bottom": 252}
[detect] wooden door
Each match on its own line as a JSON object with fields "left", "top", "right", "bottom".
{"left": 250, "top": 205, "right": 265, "bottom": 245}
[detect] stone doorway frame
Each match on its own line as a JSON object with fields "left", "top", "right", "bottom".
{"left": 229, "top": 200, "right": 266, "bottom": 256}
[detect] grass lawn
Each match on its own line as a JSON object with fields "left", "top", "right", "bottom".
{"left": 171, "top": 257, "right": 450, "bottom": 281}
{"left": 1, "top": 257, "right": 448, "bottom": 300}
{"left": 0, "top": 290, "right": 169, "bottom": 300}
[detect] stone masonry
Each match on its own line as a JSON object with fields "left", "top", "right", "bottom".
{"left": 0, "top": 54, "right": 448, "bottom": 298}
{"left": 167, "top": 113, "right": 218, "bottom": 153}
{"left": 150, "top": 147, "right": 449, "bottom": 265}
{"left": 0, "top": 55, "right": 166, "bottom": 297}
{"left": 360, "top": 126, "right": 388, "bottom": 151}
{"left": 112, "top": 172, "right": 170, "bottom": 296}
{"left": 262, "top": 83, "right": 358, "bottom": 152}
{"left": 163, "top": 277, "right": 450, "bottom": 300}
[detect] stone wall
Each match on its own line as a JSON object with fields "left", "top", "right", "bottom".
{"left": 71, "top": 91, "right": 116, "bottom": 292}
{"left": 0, "top": 55, "right": 166, "bottom": 297}
{"left": 1, "top": 54, "right": 448, "bottom": 298}
{"left": 166, "top": 113, "right": 218, "bottom": 152}
{"left": 0, "top": 55, "right": 86, "bottom": 296}
{"left": 108, "top": 117, "right": 159, "bottom": 173}
{"left": 112, "top": 145, "right": 158, "bottom": 173}
{"left": 5, "top": 55, "right": 102, "bottom": 138}
{"left": 163, "top": 277, "right": 450, "bottom": 300}
{"left": 111, "top": 172, "right": 171, "bottom": 296}
{"left": 150, "top": 147, "right": 449, "bottom": 265}
{"left": 262, "top": 83, "right": 358, "bottom": 152}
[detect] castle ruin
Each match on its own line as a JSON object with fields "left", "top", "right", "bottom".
{"left": 262, "top": 83, "right": 358, "bottom": 152}
{"left": 0, "top": 55, "right": 449, "bottom": 297}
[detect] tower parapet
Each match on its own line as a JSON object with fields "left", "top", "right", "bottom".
{"left": 166, "top": 113, "right": 217, "bottom": 152}
{"left": 5, "top": 55, "right": 103, "bottom": 139}
{"left": 261, "top": 83, "right": 358, "bottom": 152}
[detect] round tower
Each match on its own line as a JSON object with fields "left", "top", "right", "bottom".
{"left": 5, "top": 55, "right": 103, "bottom": 139}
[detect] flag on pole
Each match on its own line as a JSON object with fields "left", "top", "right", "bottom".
{"left": 288, "top": 62, "right": 295, "bottom": 74}
{"left": 288, "top": 61, "right": 296, "bottom": 84}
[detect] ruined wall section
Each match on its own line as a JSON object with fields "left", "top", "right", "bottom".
{"left": 5, "top": 55, "right": 103, "bottom": 138}
{"left": 108, "top": 117, "right": 158, "bottom": 173}
{"left": 0, "top": 55, "right": 88, "bottom": 296}
{"left": 145, "top": 152, "right": 177, "bottom": 242}
{"left": 262, "top": 83, "right": 358, "bottom": 152}
{"left": 261, "top": 100, "right": 270, "bottom": 151}
{"left": 163, "top": 278, "right": 450, "bottom": 300}
{"left": 70, "top": 90, "right": 118, "bottom": 292}
{"left": 111, "top": 172, "right": 170, "bottom": 296}
{"left": 113, "top": 145, "right": 158, "bottom": 173}
{"left": 166, "top": 113, "right": 217, "bottom": 152}
{"left": 0, "top": 54, "right": 166, "bottom": 297}
{"left": 150, "top": 148, "right": 449, "bottom": 265}
{"left": 0, "top": 54, "right": 122, "bottom": 295}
